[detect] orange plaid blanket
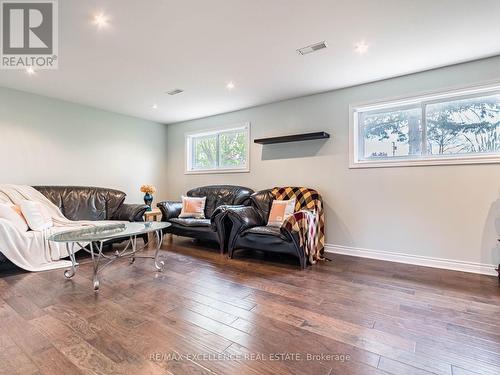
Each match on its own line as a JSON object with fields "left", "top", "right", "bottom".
{"left": 271, "top": 187, "right": 325, "bottom": 264}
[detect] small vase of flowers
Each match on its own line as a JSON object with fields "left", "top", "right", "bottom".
{"left": 140, "top": 184, "right": 156, "bottom": 211}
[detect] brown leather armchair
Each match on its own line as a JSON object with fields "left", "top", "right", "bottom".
{"left": 226, "top": 189, "right": 307, "bottom": 268}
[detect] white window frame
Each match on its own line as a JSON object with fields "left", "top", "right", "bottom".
{"left": 185, "top": 122, "right": 250, "bottom": 174}
{"left": 350, "top": 82, "right": 500, "bottom": 168}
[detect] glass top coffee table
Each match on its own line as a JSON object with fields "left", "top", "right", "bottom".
{"left": 49, "top": 221, "right": 171, "bottom": 291}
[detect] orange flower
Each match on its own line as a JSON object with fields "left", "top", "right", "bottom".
{"left": 140, "top": 184, "right": 156, "bottom": 194}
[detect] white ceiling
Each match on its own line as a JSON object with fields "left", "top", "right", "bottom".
{"left": 1, "top": 0, "right": 499, "bottom": 124}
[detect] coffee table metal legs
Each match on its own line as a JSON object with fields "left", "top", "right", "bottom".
{"left": 63, "top": 230, "right": 165, "bottom": 291}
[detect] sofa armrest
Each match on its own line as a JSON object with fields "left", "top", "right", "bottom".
{"left": 279, "top": 211, "right": 315, "bottom": 248}
{"left": 225, "top": 206, "right": 266, "bottom": 252}
{"left": 279, "top": 225, "right": 298, "bottom": 243}
{"left": 157, "top": 201, "right": 182, "bottom": 221}
{"left": 210, "top": 204, "right": 245, "bottom": 231}
{"left": 207, "top": 204, "right": 245, "bottom": 253}
{"left": 113, "top": 203, "right": 148, "bottom": 222}
{"left": 226, "top": 206, "right": 266, "bottom": 233}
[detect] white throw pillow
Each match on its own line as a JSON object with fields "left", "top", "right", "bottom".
{"left": 20, "top": 200, "right": 54, "bottom": 231}
{"left": 0, "top": 203, "right": 29, "bottom": 232}
{"left": 267, "top": 199, "right": 296, "bottom": 227}
{"left": 179, "top": 196, "right": 206, "bottom": 219}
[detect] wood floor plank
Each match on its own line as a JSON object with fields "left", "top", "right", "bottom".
{"left": 446, "top": 322, "right": 500, "bottom": 343}
{"left": 378, "top": 356, "right": 443, "bottom": 375}
{"left": 0, "top": 301, "right": 54, "bottom": 356}
{"left": 31, "top": 347, "right": 85, "bottom": 375}
{"left": 415, "top": 338, "right": 500, "bottom": 375}
{"left": 248, "top": 294, "right": 417, "bottom": 354}
{"left": 43, "top": 304, "right": 102, "bottom": 341}
{"left": 373, "top": 317, "right": 500, "bottom": 357}
{"left": 450, "top": 365, "right": 483, "bottom": 375}
{"left": 247, "top": 289, "right": 376, "bottom": 328}
{"left": 0, "top": 334, "right": 39, "bottom": 375}
{"left": 30, "top": 314, "right": 121, "bottom": 375}
{"left": 228, "top": 316, "right": 381, "bottom": 368}
{"left": 3, "top": 290, "right": 46, "bottom": 320}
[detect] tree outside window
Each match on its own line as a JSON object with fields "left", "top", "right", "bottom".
{"left": 187, "top": 125, "right": 250, "bottom": 173}
{"left": 357, "top": 91, "right": 500, "bottom": 163}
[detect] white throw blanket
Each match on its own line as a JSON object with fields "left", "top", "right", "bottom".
{"left": 0, "top": 184, "right": 118, "bottom": 271}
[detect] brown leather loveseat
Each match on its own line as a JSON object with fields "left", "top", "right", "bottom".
{"left": 157, "top": 185, "right": 254, "bottom": 252}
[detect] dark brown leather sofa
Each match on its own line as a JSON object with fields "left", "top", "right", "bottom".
{"left": 226, "top": 189, "right": 306, "bottom": 268}
{"left": 0, "top": 186, "right": 149, "bottom": 266}
{"left": 157, "top": 185, "right": 254, "bottom": 252}
{"left": 34, "top": 186, "right": 149, "bottom": 245}
{"left": 33, "top": 186, "right": 148, "bottom": 222}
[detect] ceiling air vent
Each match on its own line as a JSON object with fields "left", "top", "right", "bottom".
{"left": 297, "top": 41, "right": 328, "bottom": 55}
{"left": 166, "top": 89, "right": 184, "bottom": 96}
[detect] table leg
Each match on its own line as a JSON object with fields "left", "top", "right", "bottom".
{"left": 154, "top": 230, "right": 165, "bottom": 272}
{"left": 64, "top": 242, "right": 77, "bottom": 279}
{"left": 129, "top": 235, "right": 137, "bottom": 264}
{"left": 90, "top": 241, "right": 104, "bottom": 291}
{"left": 146, "top": 216, "right": 154, "bottom": 246}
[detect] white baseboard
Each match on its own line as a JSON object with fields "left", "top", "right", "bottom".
{"left": 325, "top": 244, "right": 498, "bottom": 277}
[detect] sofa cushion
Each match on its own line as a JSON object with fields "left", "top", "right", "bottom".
{"left": 242, "top": 225, "right": 288, "bottom": 240}
{"left": 170, "top": 218, "right": 211, "bottom": 227}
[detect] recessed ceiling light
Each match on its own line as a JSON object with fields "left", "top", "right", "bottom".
{"left": 93, "top": 13, "right": 110, "bottom": 29}
{"left": 166, "top": 89, "right": 184, "bottom": 96}
{"left": 297, "top": 41, "right": 328, "bottom": 55}
{"left": 226, "top": 81, "right": 235, "bottom": 90}
{"left": 26, "top": 67, "right": 36, "bottom": 75}
{"left": 354, "top": 40, "right": 369, "bottom": 54}
{"left": 152, "top": 104, "right": 158, "bottom": 109}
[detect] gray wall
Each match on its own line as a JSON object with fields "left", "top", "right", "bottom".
{"left": 0, "top": 87, "right": 169, "bottom": 203}
{"left": 166, "top": 56, "right": 500, "bottom": 267}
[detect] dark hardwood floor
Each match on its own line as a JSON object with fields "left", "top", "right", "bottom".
{"left": 0, "top": 237, "right": 499, "bottom": 375}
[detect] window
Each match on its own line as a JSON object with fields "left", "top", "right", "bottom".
{"left": 186, "top": 123, "right": 250, "bottom": 173}
{"left": 350, "top": 84, "right": 500, "bottom": 167}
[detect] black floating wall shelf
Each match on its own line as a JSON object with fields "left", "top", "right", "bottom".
{"left": 254, "top": 131, "right": 330, "bottom": 145}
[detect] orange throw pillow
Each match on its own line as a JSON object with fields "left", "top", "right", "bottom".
{"left": 267, "top": 199, "right": 296, "bottom": 227}
{"left": 179, "top": 196, "right": 206, "bottom": 218}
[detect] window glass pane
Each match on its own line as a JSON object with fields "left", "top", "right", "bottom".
{"left": 191, "top": 134, "right": 217, "bottom": 170}
{"left": 219, "top": 129, "right": 247, "bottom": 168}
{"left": 188, "top": 126, "right": 249, "bottom": 172}
{"left": 359, "top": 107, "right": 422, "bottom": 160}
{"left": 426, "top": 94, "right": 500, "bottom": 155}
